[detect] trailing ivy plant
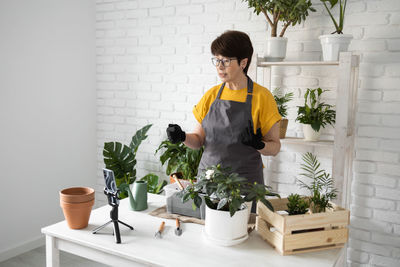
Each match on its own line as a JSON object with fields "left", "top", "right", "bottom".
{"left": 286, "top": 193, "right": 309, "bottom": 215}
{"left": 296, "top": 88, "right": 336, "bottom": 132}
{"left": 156, "top": 140, "right": 204, "bottom": 181}
{"left": 103, "top": 124, "right": 152, "bottom": 198}
{"left": 297, "top": 152, "right": 338, "bottom": 213}
{"left": 140, "top": 173, "right": 167, "bottom": 194}
{"left": 242, "top": 0, "right": 316, "bottom": 37}
{"left": 273, "top": 88, "right": 294, "bottom": 118}
{"left": 180, "top": 164, "right": 280, "bottom": 217}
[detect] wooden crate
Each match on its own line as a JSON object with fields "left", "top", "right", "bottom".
{"left": 256, "top": 198, "right": 349, "bottom": 255}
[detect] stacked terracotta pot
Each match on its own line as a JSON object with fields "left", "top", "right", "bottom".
{"left": 60, "top": 187, "right": 95, "bottom": 229}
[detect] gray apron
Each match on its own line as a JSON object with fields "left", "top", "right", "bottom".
{"left": 199, "top": 77, "right": 264, "bottom": 187}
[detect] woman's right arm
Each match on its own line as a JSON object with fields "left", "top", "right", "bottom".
{"left": 184, "top": 122, "right": 205, "bottom": 149}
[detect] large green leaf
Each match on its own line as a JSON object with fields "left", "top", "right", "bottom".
{"left": 103, "top": 142, "right": 136, "bottom": 180}
{"left": 130, "top": 124, "right": 152, "bottom": 153}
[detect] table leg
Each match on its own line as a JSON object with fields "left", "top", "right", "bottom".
{"left": 46, "top": 235, "right": 60, "bottom": 267}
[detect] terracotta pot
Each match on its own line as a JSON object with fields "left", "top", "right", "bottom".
{"left": 60, "top": 187, "right": 94, "bottom": 203}
{"left": 279, "top": 119, "right": 288, "bottom": 139}
{"left": 59, "top": 187, "right": 95, "bottom": 229}
{"left": 60, "top": 199, "right": 94, "bottom": 229}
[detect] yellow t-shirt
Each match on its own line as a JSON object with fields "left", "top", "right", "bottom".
{"left": 193, "top": 82, "right": 282, "bottom": 136}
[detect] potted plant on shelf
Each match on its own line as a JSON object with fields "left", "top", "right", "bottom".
{"left": 273, "top": 88, "right": 293, "bottom": 139}
{"left": 180, "top": 164, "right": 279, "bottom": 246}
{"left": 156, "top": 140, "right": 204, "bottom": 183}
{"left": 103, "top": 124, "right": 152, "bottom": 199}
{"left": 297, "top": 152, "right": 338, "bottom": 213}
{"left": 243, "top": 0, "right": 315, "bottom": 61}
{"left": 296, "top": 88, "right": 336, "bottom": 141}
{"left": 319, "top": 0, "right": 353, "bottom": 61}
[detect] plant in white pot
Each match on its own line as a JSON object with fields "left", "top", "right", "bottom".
{"left": 319, "top": 0, "right": 353, "bottom": 61}
{"left": 243, "top": 0, "right": 315, "bottom": 61}
{"left": 180, "top": 164, "right": 279, "bottom": 246}
{"left": 273, "top": 88, "right": 294, "bottom": 138}
{"left": 296, "top": 88, "right": 336, "bottom": 141}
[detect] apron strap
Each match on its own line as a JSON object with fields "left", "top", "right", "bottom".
{"left": 216, "top": 82, "right": 225, "bottom": 99}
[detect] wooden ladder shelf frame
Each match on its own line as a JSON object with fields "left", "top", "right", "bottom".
{"left": 255, "top": 52, "right": 360, "bottom": 209}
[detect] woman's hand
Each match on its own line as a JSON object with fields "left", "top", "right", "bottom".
{"left": 240, "top": 121, "right": 265, "bottom": 150}
{"left": 166, "top": 124, "right": 186, "bottom": 144}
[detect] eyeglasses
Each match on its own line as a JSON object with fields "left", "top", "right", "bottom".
{"left": 211, "top": 57, "right": 237, "bottom": 67}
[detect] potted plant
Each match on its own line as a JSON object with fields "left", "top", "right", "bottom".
{"left": 319, "top": 0, "right": 353, "bottom": 61}
{"left": 286, "top": 193, "right": 309, "bottom": 215}
{"left": 297, "top": 152, "right": 338, "bottom": 213}
{"left": 156, "top": 140, "right": 204, "bottom": 183}
{"left": 243, "top": 0, "right": 315, "bottom": 61}
{"left": 273, "top": 88, "right": 293, "bottom": 139}
{"left": 296, "top": 88, "right": 336, "bottom": 141}
{"left": 140, "top": 173, "right": 167, "bottom": 194}
{"left": 180, "top": 164, "right": 279, "bottom": 246}
{"left": 103, "top": 124, "right": 152, "bottom": 199}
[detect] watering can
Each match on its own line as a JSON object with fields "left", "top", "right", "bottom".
{"left": 121, "top": 180, "right": 148, "bottom": 211}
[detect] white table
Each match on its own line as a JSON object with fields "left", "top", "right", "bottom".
{"left": 42, "top": 194, "right": 342, "bottom": 267}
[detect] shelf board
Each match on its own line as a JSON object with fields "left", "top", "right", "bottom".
{"left": 280, "top": 137, "right": 334, "bottom": 147}
{"left": 257, "top": 59, "right": 339, "bottom": 67}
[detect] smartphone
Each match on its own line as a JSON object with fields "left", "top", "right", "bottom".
{"left": 103, "top": 168, "right": 119, "bottom": 205}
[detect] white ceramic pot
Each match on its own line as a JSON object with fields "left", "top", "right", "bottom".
{"left": 264, "top": 37, "right": 288, "bottom": 62}
{"left": 319, "top": 34, "right": 353, "bottom": 61}
{"left": 204, "top": 204, "right": 249, "bottom": 246}
{"left": 302, "top": 124, "right": 321, "bottom": 141}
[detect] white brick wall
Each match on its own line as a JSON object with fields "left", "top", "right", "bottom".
{"left": 96, "top": 0, "right": 400, "bottom": 265}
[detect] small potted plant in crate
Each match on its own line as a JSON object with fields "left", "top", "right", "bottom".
{"left": 181, "top": 164, "right": 279, "bottom": 246}
{"left": 273, "top": 88, "right": 293, "bottom": 138}
{"left": 319, "top": 0, "right": 353, "bottom": 61}
{"left": 296, "top": 88, "right": 336, "bottom": 141}
{"left": 243, "top": 0, "right": 315, "bottom": 61}
{"left": 256, "top": 152, "right": 349, "bottom": 255}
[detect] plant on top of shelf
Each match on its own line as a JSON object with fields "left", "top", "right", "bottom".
{"left": 242, "top": 0, "right": 316, "bottom": 61}
{"left": 297, "top": 152, "right": 338, "bottom": 213}
{"left": 296, "top": 87, "right": 336, "bottom": 141}
{"left": 273, "top": 88, "right": 294, "bottom": 139}
{"left": 103, "top": 124, "right": 152, "bottom": 199}
{"left": 319, "top": 0, "right": 353, "bottom": 61}
{"left": 286, "top": 193, "right": 309, "bottom": 215}
{"left": 156, "top": 140, "right": 204, "bottom": 182}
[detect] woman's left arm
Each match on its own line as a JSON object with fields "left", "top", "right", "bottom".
{"left": 258, "top": 122, "right": 281, "bottom": 156}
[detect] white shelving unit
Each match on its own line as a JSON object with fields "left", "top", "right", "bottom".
{"left": 256, "top": 52, "right": 360, "bottom": 209}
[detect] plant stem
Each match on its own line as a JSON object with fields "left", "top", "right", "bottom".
{"left": 322, "top": 1, "right": 340, "bottom": 34}
{"left": 280, "top": 22, "right": 290, "bottom": 37}
{"left": 261, "top": 8, "right": 274, "bottom": 34}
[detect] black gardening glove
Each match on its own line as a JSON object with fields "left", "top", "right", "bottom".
{"left": 241, "top": 121, "right": 265, "bottom": 150}
{"left": 166, "top": 124, "right": 186, "bottom": 144}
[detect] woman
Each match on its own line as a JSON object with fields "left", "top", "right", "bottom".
{"left": 167, "top": 31, "right": 281, "bottom": 209}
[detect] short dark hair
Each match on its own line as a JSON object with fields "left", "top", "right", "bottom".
{"left": 211, "top": 30, "right": 253, "bottom": 74}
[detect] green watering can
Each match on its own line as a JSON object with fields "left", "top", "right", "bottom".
{"left": 121, "top": 180, "right": 148, "bottom": 211}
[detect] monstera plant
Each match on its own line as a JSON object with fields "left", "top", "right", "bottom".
{"left": 103, "top": 124, "right": 152, "bottom": 198}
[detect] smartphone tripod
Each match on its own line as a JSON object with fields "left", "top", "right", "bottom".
{"left": 92, "top": 188, "right": 133, "bottom": 244}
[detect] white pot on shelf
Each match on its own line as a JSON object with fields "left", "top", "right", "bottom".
{"left": 319, "top": 34, "right": 353, "bottom": 61}
{"left": 203, "top": 203, "right": 250, "bottom": 246}
{"left": 264, "top": 37, "right": 288, "bottom": 62}
{"left": 302, "top": 124, "right": 321, "bottom": 141}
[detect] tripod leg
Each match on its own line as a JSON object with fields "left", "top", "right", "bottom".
{"left": 92, "top": 220, "right": 113, "bottom": 234}
{"left": 118, "top": 220, "right": 134, "bottom": 230}
{"left": 113, "top": 220, "right": 121, "bottom": 244}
